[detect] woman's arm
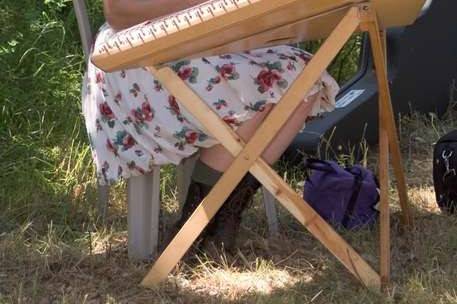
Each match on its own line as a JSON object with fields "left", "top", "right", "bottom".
{"left": 103, "top": 0, "right": 209, "bottom": 31}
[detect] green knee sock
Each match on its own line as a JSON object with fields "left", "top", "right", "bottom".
{"left": 191, "top": 160, "right": 222, "bottom": 187}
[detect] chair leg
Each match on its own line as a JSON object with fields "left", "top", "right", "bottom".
{"left": 262, "top": 187, "right": 280, "bottom": 237}
{"left": 366, "top": 16, "right": 411, "bottom": 289}
{"left": 127, "top": 167, "right": 161, "bottom": 260}
{"left": 176, "top": 154, "right": 198, "bottom": 206}
{"left": 97, "top": 184, "right": 110, "bottom": 222}
{"left": 72, "top": 0, "right": 93, "bottom": 59}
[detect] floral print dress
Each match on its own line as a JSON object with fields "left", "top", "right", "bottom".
{"left": 82, "top": 24, "right": 340, "bottom": 185}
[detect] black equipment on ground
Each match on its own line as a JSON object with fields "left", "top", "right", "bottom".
{"left": 433, "top": 130, "right": 457, "bottom": 214}
{"left": 287, "top": 0, "right": 457, "bottom": 161}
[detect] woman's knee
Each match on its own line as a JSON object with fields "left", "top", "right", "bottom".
{"left": 236, "top": 103, "right": 274, "bottom": 141}
{"left": 250, "top": 103, "right": 274, "bottom": 122}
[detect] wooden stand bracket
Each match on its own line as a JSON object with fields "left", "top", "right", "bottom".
{"left": 141, "top": 3, "right": 413, "bottom": 291}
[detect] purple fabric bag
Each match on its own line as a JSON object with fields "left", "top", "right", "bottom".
{"left": 303, "top": 159, "right": 380, "bottom": 229}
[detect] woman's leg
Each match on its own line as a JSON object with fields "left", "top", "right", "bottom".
{"left": 190, "top": 94, "right": 319, "bottom": 252}
{"left": 200, "top": 93, "right": 319, "bottom": 171}
{"left": 174, "top": 103, "right": 275, "bottom": 242}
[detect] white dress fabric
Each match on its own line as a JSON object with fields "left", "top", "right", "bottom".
{"left": 82, "top": 24, "right": 340, "bottom": 185}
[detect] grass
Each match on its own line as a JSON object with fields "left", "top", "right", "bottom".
{"left": 1, "top": 108, "right": 457, "bottom": 303}
{"left": 1, "top": 1, "right": 457, "bottom": 303}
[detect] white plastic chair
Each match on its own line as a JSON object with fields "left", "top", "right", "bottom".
{"left": 72, "top": 0, "right": 279, "bottom": 260}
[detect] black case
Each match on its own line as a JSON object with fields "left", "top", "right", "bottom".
{"left": 433, "top": 130, "right": 457, "bottom": 214}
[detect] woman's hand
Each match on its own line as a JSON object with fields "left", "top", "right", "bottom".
{"left": 186, "top": 0, "right": 210, "bottom": 7}
{"left": 104, "top": 0, "right": 209, "bottom": 31}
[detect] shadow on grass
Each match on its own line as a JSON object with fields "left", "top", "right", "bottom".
{"left": 1, "top": 201, "right": 456, "bottom": 304}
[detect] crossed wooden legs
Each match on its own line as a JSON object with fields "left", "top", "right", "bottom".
{"left": 141, "top": 4, "right": 412, "bottom": 291}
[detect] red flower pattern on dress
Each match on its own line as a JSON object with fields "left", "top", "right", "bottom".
{"left": 178, "top": 67, "right": 193, "bottom": 80}
{"left": 114, "top": 92, "right": 122, "bottom": 104}
{"left": 99, "top": 102, "right": 115, "bottom": 120}
{"left": 213, "top": 99, "right": 228, "bottom": 110}
{"left": 96, "top": 72, "right": 105, "bottom": 84}
{"left": 174, "top": 127, "right": 208, "bottom": 150}
{"left": 185, "top": 130, "right": 199, "bottom": 144}
{"left": 127, "top": 161, "right": 145, "bottom": 175}
{"left": 132, "top": 102, "right": 154, "bottom": 124}
{"left": 106, "top": 139, "right": 118, "bottom": 156}
{"left": 287, "top": 61, "right": 296, "bottom": 71}
{"left": 130, "top": 83, "right": 141, "bottom": 97}
{"left": 223, "top": 112, "right": 240, "bottom": 126}
{"left": 154, "top": 80, "right": 162, "bottom": 92}
{"left": 122, "top": 134, "right": 136, "bottom": 150}
{"left": 141, "top": 102, "right": 154, "bottom": 121}
{"left": 95, "top": 119, "right": 102, "bottom": 132}
{"left": 206, "top": 76, "right": 221, "bottom": 91}
{"left": 256, "top": 70, "right": 282, "bottom": 92}
{"left": 172, "top": 61, "right": 199, "bottom": 83}
{"left": 168, "top": 96, "right": 180, "bottom": 114}
{"left": 167, "top": 95, "right": 186, "bottom": 122}
{"left": 154, "top": 126, "right": 161, "bottom": 138}
{"left": 219, "top": 64, "right": 234, "bottom": 79}
{"left": 296, "top": 51, "right": 312, "bottom": 64}
{"left": 218, "top": 63, "right": 239, "bottom": 80}
{"left": 113, "top": 130, "right": 137, "bottom": 151}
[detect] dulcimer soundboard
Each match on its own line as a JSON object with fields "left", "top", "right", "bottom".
{"left": 91, "top": 0, "right": 425, "bottom": 72}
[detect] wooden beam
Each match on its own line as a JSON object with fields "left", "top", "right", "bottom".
{"left": 372, "top": 28, "right": 391, "bottom": 289}
{"left": 363, "top": 6, "right": 413, "bottom": 228}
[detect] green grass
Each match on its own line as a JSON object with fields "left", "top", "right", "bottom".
{"left": 1, "top": 122, "right": 457, "bottom": 303}
{"left": 0, "top": 0, "right": 361, "bottom": 226}
{"left": 1, "top": 1, "right": 456, "bottom": 303}
{"left": 0, "top": 0, "right": 104, "bottom": 229}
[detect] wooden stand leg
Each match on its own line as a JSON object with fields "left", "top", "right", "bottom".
{"left": 366, "top": 18, "right": 413, "bottom": 228}
{"left": 364, "top": 11, "right": 413, "bottom": 289}
{"left": 377, "top": 72, "right": 391, "bottom": 289}
{"left": 377, "top": 30, "right": 391, "bottom": 289}
{"left": 364, "top": 27, "right": 391, "bottom": 289}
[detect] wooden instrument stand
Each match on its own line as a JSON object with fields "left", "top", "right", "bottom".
{"left": 140, "top": 3, "right": 413, "bottom": 291}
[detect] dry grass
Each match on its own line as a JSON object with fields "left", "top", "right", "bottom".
{"left": 1, "top": 108, "right": 457, "bottom": 304}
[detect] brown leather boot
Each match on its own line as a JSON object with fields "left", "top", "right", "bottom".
{"left": 175, "top": 181, "right": 212, "bottom": 229}
{"left": 164, "top": 180, "right": 212, "bottom": 250}
{"left": 203, "top": 173, "right": 261, "bottom": 253}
